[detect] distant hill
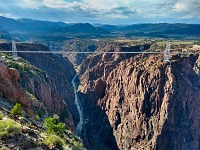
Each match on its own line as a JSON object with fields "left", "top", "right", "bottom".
{"left": 17, "top": 19, "right": 69, "bottom": 32}
{"left": 100, "top": 23, "right": 200, "bottom": 38}
{"left": 0, "top": 28, "right": 12, "bottom": 40}
{"left": 0, "top": 16, "right": 69, "bottom": 33}
{"left": 0, "top": 16, "right": 25, "bottom": 32}
{"left": 119, "top": 23, "right": 200, "bottom": 34}
{"left": 54, "top": 23, "right": 109, "bottom": 34}
{"left": 99, "top": 24, "right": 120, "bottom": 31}
{"left": 0, "top": 16, "right": 109, "bottom": 36}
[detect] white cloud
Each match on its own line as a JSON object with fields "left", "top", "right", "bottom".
{"left": 20, "top": 0, "right": 43, "bottom": 9}
{"left": 43, "top": 0, "right": 70, "bottom": 8}
{"left": 0, "top": 0, "right": 200, "bottom": 24}
{"left": 173, "top": 0, "right": 200, "bottom": 19}
{"left": 84, "top": 0, "right": 120, "bottom": 9}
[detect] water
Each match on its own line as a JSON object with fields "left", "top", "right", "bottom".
{"left": 72, "top": 73, "right": 84, "bottom": 136}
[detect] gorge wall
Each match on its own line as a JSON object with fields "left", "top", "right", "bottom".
{"left": 0, "top": 59, "right": 77, "bottom": 130}
{"left": 0, "top": 42, "right": 80, "bottom": 125}
{"left": 78, "top": 42, "right": 200, "bottom": 150}
{"left": 0, "top": 42, "right": 78, "bottom": 130}
{"left": 0, "top": 42, "right": 86, "bottom": 149}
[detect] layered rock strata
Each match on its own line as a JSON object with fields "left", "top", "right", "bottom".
{"left": 78, "top": 42, "right": 200, "bottom": 150}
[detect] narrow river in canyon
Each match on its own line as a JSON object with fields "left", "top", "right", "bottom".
{"left": 72, "top": 73, "right": 84, "bottom": 136}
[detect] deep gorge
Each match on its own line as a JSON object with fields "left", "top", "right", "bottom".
{"left": 1, "top": 41, "right": 200, "bottom": 150}
{"left": 71, "top": 42, "right": 200, "bottom": 150}
{"left": 72, "top": 72, "right": 84, "bottom": 136}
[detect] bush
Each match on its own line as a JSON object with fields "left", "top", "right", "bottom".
{"left": 10, "top": 103, "right": 23, "bottom": 117}
{"left": 44, "top": 115, "right": 65, "bottom": 137}
{"left": 7, "top": 61, "right": 30, "bottom": 72}
{"left": 44, "top": 134, "right": 64, "bottom": 149}
{"left": 0, "top": 118, "right": 22, "bottom": 139}
{"left": 73, "top": 140, "right": 84, "bottom": 150}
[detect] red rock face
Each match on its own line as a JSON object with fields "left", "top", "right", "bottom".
{"left": 79, "top": 43, "right": 200, "bottom": 150}
{"left": 0, "top": 62, "right": 33, "bottom": 117}
{"left": 0, "top": 42, "right": 78, "bottom": 131}
{"left": 0, "top": 59, "right": 75, "bottom": 131}
{"left": 14, "top": 43, "right": 79, "bottom": 126}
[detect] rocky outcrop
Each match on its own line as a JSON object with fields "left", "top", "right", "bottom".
{"left": 78, "top": 42, "right": 200, "bottom": 150}
{"left": 0, "top": 42, "right": 79, "bottom": 126}
{"left": 0, "top": 62, "right": 35, "bottom": 118}
{"left": 0, "top": 60, "right": 75, "bottom": 131}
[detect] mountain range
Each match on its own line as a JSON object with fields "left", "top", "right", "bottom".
{"left": 0, "top": 16, "right": 200, "bottom": 41}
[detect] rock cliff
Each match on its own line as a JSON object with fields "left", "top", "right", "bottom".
{"left": 78, "top": 42, "right": 200, "bottom": 150}
{"left": 0, "top": 57, "right": 75, "bottom": 130}
{"left": 0, "top": 42, "right": 84, "bottom": 149}
{"left": 0, "top": 42, "right": 79, "bottom": 126}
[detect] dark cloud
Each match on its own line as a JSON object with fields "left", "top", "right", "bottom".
{"left": 110, "top": 6, "right": 140, "bottom": 15}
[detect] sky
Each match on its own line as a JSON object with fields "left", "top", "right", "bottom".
{"left": 0, "top": 0, "right": 200, "bottom": 24}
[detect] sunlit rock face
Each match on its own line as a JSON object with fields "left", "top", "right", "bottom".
{"left": 78, "top": 42, "right": 200, "bottom": 150}
{"left": 0, "top": 42, "right": 77, "bottom": 131}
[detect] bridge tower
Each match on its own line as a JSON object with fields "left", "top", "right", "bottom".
{"left": 164, "top": 42, "right": 170, "bottom": 62}
{"left": 12, "top": 40, "right": 18, "bottom": 60}
{"left": 164, "top": 42, "right": 171, "bottom": 71}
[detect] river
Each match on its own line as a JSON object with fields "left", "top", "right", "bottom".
{"left": 72, "top": 73, "right": 84, "bottom": 136}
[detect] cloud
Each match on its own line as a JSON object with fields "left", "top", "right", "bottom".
{"left": 20, "top": 0, "right": 43, "bottom": 9}
{"left": 0, "top": 0, "right": 199, "bottom": 24}
{"left": 43, "top": 0, "right": 74, "bottom": 9}
{"left": 174, "top": 0, "right": 200, "bottom": 12}
{"left": 155, "top": 2, "right": 175, "bottom": 9}
{"left": 173, "top": 0, "right": 200, "bottom": 19}
{"left": 110, "top": 6, "right": 142, "bottom": 15}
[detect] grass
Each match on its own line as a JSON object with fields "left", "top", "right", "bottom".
{"left": 66, "top": 137, "right": 84, "bottom": 150}
{"left": 10, "top": 103, "right": 23, "bottom": 117}
{"left": 43, "top": 115, "right": 84, "bottom": 149}
{"left": 156, "top": 41, "right": 195, "bottom": 46}
{"left": 44, "top": 115, "right": 65, "bottom": 137}
{"left": 7, "top": 61, "right": 30, "bottom": 72}
{"left": 5, "top": 58, "right": 48, "bottom": 82}
{"left": 0, "top": 118, "right": 22, "bottom": 139}
{"left": 0, "top": 52, "right": 12, "bottom": 59}
{"left": 44, "top": 134, "right": 64, "bottom": 149}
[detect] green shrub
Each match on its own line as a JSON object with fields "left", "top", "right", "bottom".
{"left": 44, "top": 115, "right": 65, "bottom": 137}
{"left": 73, "top": 140, "right": 84, "bottom": 150}
{"left": 10, "top": 103, "right": 23, "bottom": 117}
{"left": 0, "top": 118, "right": 22, "bottom": 139}
{"left": 7, "top": 61, "right": 21, "bottom": 70}
{"left": 7, "top": 61, "right": 30, "bottom": 72}
{"left": 23, "top": 63, "right": 29, "bottom": 72}
{"left": 44, "top": 134, "right": 64, "bottom": 149}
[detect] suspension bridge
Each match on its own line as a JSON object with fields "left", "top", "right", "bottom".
{"left": 0, "top": 41, "right": 195, "bottom": 63}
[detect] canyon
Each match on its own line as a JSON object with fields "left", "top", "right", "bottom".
{"left": 1, "top": 40, "right": 200, "bottom": 150}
